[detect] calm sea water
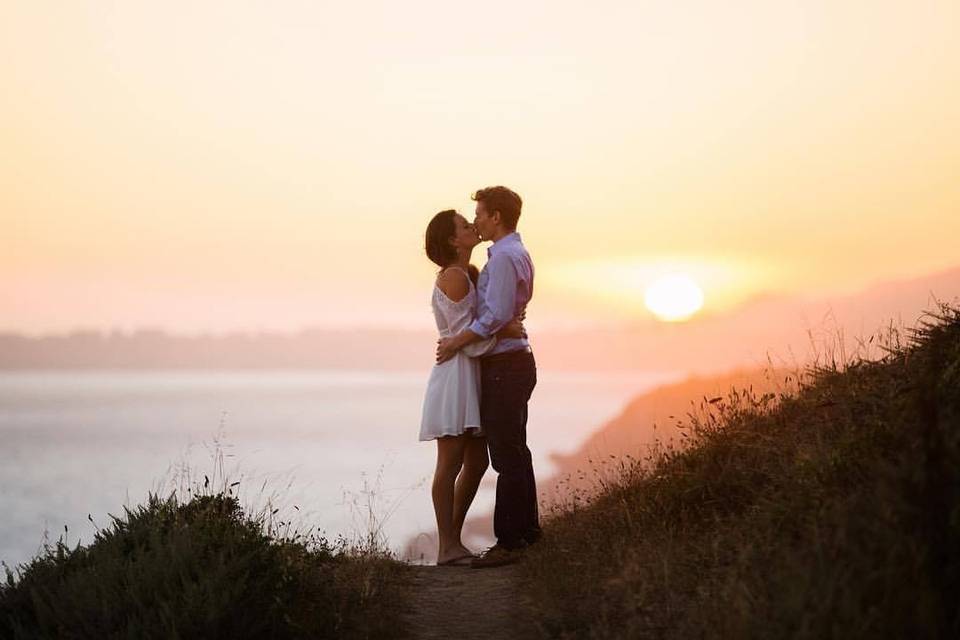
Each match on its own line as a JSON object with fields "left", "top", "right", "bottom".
{"left": 0, "top": 369, "right": 679, "bottom": 567}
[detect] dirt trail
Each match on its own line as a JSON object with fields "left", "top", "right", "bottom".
{"left": 403, "top": 564, "right": 540, "bottom": 640}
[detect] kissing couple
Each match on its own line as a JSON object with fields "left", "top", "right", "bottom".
{"left": 419, "top": 185, "right": 541, "bottom": 568}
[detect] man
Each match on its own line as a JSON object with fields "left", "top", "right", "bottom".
{"left": 436, "top": 185, "right": 540, "bottom": 568}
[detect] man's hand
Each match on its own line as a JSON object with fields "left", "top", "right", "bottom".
{"left": 436, "top": 336, "right": 460, "bottom": 364}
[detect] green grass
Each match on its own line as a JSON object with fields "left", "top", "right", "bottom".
{"left": 0, "top": 490, "right": 408, "bottom": 639}
{"left": 522, "top": 305, "right": 960, "bottom": 639}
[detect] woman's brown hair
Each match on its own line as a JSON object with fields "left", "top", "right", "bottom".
{"left": 424, "top": 210, "right": 478, "bottom": 284}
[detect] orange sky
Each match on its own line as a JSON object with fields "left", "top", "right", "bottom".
{"left": 2, "top": 1, "right": 958, "bottom": 334}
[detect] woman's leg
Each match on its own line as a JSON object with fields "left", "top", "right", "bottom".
{"left": 452, "top": 435, "right": 490, "bottom": 544}
{"left": 432, "top": 435, "right": 467, "bottom": 563}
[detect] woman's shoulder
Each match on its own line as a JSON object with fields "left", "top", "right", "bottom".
{"left": 436, "top": 267, "right": 471, "bottom": 303}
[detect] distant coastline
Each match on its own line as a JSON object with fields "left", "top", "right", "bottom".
{"left": 3, "top": 265, "right": 958, "bottom": 373}
{"left": 0, "top": 329, "right": 437, "bottom": 371}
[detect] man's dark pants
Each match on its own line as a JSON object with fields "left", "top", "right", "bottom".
{"left": 480, "top": 349, "right": 540, "bottom": 550}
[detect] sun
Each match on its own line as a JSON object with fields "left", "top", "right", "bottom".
{"left": 644, "top": 274, "right": 705, "bottom": 322}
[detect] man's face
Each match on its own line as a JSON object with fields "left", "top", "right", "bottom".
{"left": 473, "top": 201, "right": 497, "bottom": 241}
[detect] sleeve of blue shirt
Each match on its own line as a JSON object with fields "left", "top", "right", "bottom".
{"left": 468, "top": 253, "right": 518, "bottom": 339}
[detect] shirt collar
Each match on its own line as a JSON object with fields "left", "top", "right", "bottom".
{"left": 487, "top": 232, "right": 521, "bottom": 257}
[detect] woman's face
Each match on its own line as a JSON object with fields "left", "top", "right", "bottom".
{"left": 451, "top": 214, "right": 481, "bottom": 252}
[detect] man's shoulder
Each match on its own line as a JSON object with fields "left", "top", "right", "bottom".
{"left": 486, "top": 234, "right": 532, "bottom": 271}
{"left": 500, "top": 234, "right": 530, "bottom": 256}
{"left": 509, "top": 239, "right": 533, "bottom": 265}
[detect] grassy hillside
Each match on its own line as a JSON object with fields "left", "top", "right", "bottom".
{"left": 542, "top": 367, "right": 794, "bottom": 505}
{"left": 0, "top": 490, "right": 407, "bottom": 639}
{"left": 523, "top": 306, "right": 959, "bottom": 639}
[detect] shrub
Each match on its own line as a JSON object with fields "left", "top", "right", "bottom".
{"left": 0, "top": 491, "right": 407, "bottom": 639}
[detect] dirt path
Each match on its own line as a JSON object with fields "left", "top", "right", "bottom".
{"left": 403, "top": 563, "right": 540, "bottom": 640}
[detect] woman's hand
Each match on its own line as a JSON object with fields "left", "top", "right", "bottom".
{"left": 496, "top": 314, "right": 527, "bottom": 339}
{"left": 436, "top": 337, "right": 459, "bottom": 363}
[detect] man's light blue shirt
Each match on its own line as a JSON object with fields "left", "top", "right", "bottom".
{"left": 468, "top": 232, "right": 534, "bottom": 355}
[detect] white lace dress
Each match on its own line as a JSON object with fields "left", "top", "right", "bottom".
{"left": 418, "top": 267, "right": 496, "bottom": 441}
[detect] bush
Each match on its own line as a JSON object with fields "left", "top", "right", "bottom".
{"left": 0, "top": 492, "right": 407, "bottom": 639}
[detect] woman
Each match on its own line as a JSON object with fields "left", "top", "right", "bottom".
{"left": 419, "top": 209, "right": 523, "bottom": 566}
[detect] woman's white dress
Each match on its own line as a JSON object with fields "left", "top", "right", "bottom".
{"left": 419, "top": 268, "right": 496, "bottom": 441}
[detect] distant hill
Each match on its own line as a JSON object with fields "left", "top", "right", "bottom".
{"left": 0, "top": 328, "right": 439, "bottom": 371}
{"left": 531, "top": 264, "right": 960, "bottom": 373}
{"left": 2, "top": 266, "right": 957, "bottom": 372}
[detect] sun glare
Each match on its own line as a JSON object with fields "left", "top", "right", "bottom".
{"left": 644, "top": 274, "right": 705, "bottom": 322}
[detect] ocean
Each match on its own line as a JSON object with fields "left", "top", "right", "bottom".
{"left": 0, "top": 369, "right": 679, "bottom": 567}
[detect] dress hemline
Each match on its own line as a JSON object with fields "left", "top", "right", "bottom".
{"left": 418, "top": 425, "right": 484, "bottom": 442}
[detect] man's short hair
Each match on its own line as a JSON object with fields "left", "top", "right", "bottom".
{"left": 472, "top": 186, "right": 522, "bottom": 230}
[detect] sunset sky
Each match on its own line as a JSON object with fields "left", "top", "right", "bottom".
{"left": 3, "top": 0, "right": 958, "bottom": 334}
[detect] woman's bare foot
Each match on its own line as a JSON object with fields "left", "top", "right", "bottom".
{"left": 437, "top": 543, "right": 474, "bottom": 565}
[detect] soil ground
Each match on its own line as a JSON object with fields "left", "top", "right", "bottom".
{"left": 403, "top": 563, "right": 540, "bottom": 640}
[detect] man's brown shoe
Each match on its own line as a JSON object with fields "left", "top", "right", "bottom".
{"left": 470, "top": 544, "right": 524, "bottom": 569}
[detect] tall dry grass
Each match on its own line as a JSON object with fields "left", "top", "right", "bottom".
{"left": 522, "top": 305, "right": 959, "bottom": 639}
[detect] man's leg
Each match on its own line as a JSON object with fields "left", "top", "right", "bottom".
{"left": 480, "top": 352, "right": 538, "bottom": 550}
{"left": 519, "top": 399, "right": 542, "bottom": 544}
